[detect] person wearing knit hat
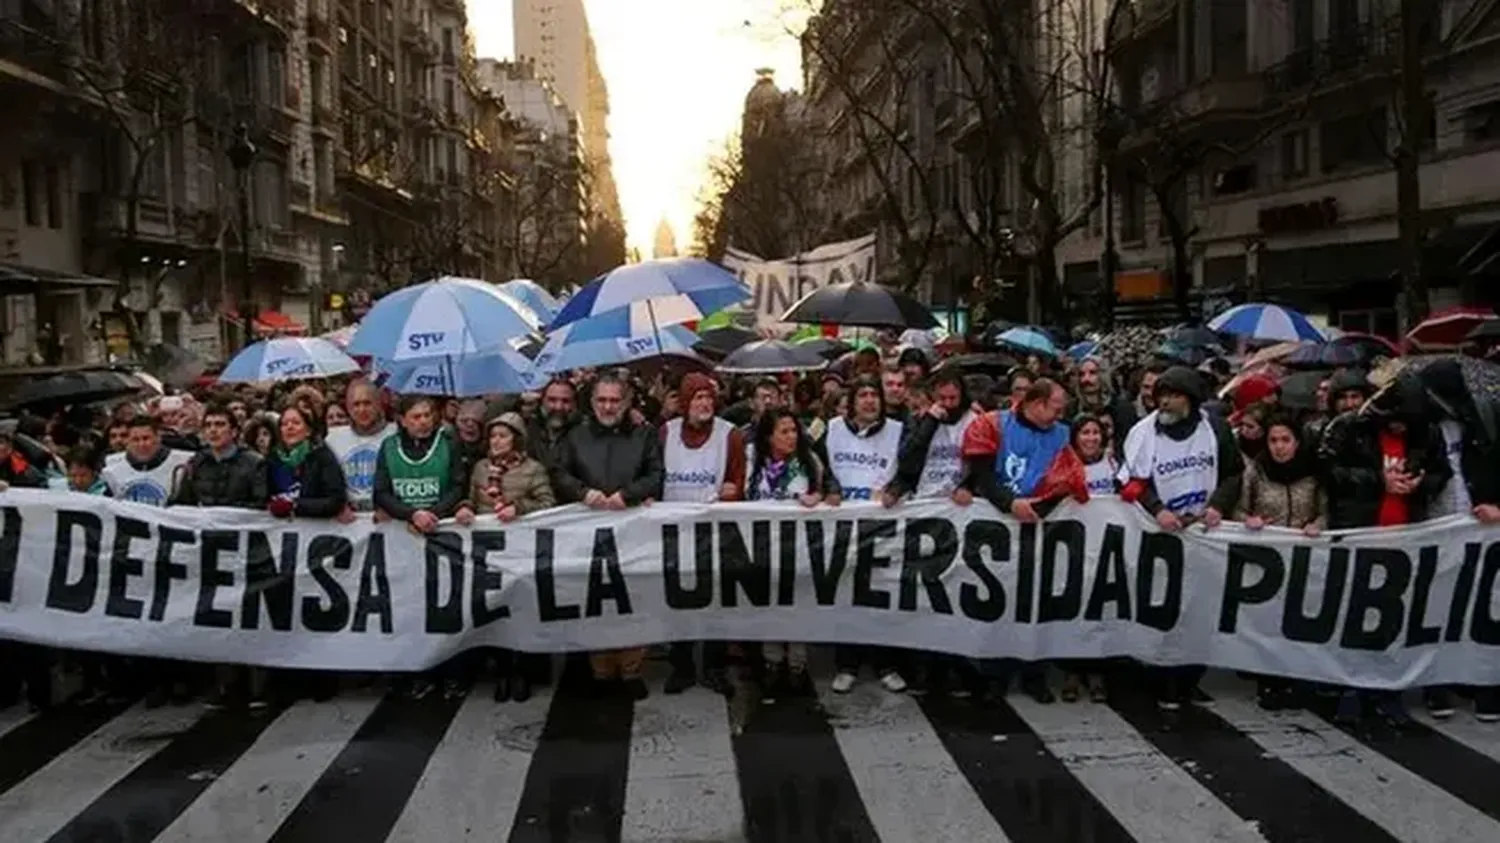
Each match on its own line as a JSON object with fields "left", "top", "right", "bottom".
{"left": 659, "top": 371, "right": 746, "bottom": 695}
{"left": 1117, "top": 364, "right": 1242, "bottom": 713}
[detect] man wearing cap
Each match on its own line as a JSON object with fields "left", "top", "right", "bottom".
{"left": 659, "top": 372, "right": 746, "bottom": 695}
{"left": 1118, "top": 365, "right": 1242, "bottom": 712}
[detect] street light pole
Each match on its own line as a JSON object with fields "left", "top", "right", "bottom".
{"left": 228, "top": 122, "right": 257, "bottom": 349}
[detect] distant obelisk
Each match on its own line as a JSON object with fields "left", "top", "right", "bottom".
{"left": 653, "top": 217, "right": 679, "bottom": 259}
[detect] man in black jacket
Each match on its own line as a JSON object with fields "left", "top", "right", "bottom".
{"left": 553, "top": 373, "right": 664, "bottom": 699}
{"left": 527, "top": 378, "right": 577, "bottom": 470}
{"left": 173, "top": 404, "right": 268, "bottom": 508}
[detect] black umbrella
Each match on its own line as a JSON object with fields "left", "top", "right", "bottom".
{"left": 1164, "top": 325, "right": 1226, "bottom": 349}
{"left": 780, "top": 281, "right": 938, "bottom": 330}
{"left": 142, "top": 343, "right": 207, "bottom": 389}
{"left": 717, "top": 339, "right": 828, "bottom": 374}
{"left": 1, "top": 370, "right": 147, "bottom": 411}
{"left": 1277, "top": 370, "right": 1331, "bottom": 411}
{"left": 933, "top": 352, "right": 1018, "bottom": 377}
{"left": 796, "top": 338, "right": 853, "bottom": 360}
{"left": 696, "top": 326, "right": 759, "bottom": 356}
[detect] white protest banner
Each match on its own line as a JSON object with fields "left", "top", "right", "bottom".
{"left": 0, "top": 488, "right": 1497, "bottom": 689}
{"left": 721, "top": 234, "right": 877, "bottom": 331}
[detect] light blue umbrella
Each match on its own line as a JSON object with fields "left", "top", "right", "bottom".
{"left": 1209, "top": 303, "right": 1324, "bottom": 343}
{"left": 1066, "top": 340, "right": 1099, "bottom": 361}
{"left": 219, "top": 337, "right": 359, "bottom": 383}
{"left": 377, "top": 346, "right": 538, "bottom": 396}
{"left": 547, "top": 259, "right": 751, "bottom": 334}
{"left": 534, "top": 321, "right": 700, "bottom": 375}
{"left": 348, "top": 277, "right": 542, "bottom": 363}
{"left": 498, "top": 279, "right": 561, "bottom": 322}
{"left": 997, "top": 326, "right": 1059, "bottom": 358}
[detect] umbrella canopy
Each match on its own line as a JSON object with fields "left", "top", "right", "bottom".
{"left": 932, "top": 352, "right": 1017, "bottom": 376}
{"left": 1405, "top": 306, "right": 1497, "bottom": 349}
{"left": 1164, "top": 325, "right": 1225, "bottom": 349}
{"left": 1282, "top": 341, "right": 1362, "bottom": 369}
{"left": 348, "top": 277, "right": 542, "bottom": 363}
{"left": 141, "top": 343, "right": 206, "bottom": 388}
{"left": 1371, "top": 354, "right": 1500, "bottom": 405}
{"left": 1066, "top": 340, "right": 1099, "bottom": 361}
{"left": 1466, "top": 320, "right": 1500, "bottom": 343}
{"left": 996, "top": 326, "right": 1059, "bottom": 357}
{"left": 1156, "top": 341, "right": 1215, "bottom": 367}
{"left": 1, "top": 370, "right": 147, "bottom": 411}
{"left": 219, "top": 337, "right": 361, "bottom": 383}
{"left": 717, "top": 339, "right": 828, "bottom": 374}
{"left": 695, "top": 326, "right": 760, "bottom": 356}
{"left": 534, "top": 321, "right": 700, "bottom": 375}
{"left": 1209, "top": 303, "right": 1324, "bottom": 342}
{"left": 780, "top": 281, "right": 938, "bottom": 330}
{"left": 377, "top": 347, "right": 537, "bottom": 397}
{"left": 793, "top": 337, "right": 853, "bottom": 360}
{"left": 1277, "top": 369, "right": 1330, "bottom": 411}
{"left": 497, "top": 279, "right": 562, "bottom": 322}
{"left": 319, "top": 325, "right": 358, "bottom": 350}
{"left": 549, "top": 259, "right": 750, "bottom": 333}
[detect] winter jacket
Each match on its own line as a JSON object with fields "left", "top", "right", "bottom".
{"left": 1317, "top": 379, "right": 1453, "bottom": 529}
{"left": 372, "top": 428, "right": 468, "bottom": 521}
{"left": 1420, "top": 359, "right": 1500, "bottom": 508}
{"left": 267, "top": 443, "right": 348, "bottom": 518}
{"left": 552, "top": 415, "right": 664, "bottom": 505}
{"left": 526, "top": 417, "right": 574, "bottom": 469}
{"left": 173, "top": 447, "right": 268, "bottom": 509}
{"left": 467, "top": 457, "right": 556, "bottom": 516}
{"left": 1229, "top": 459, "right": 1327, "bottom": 530}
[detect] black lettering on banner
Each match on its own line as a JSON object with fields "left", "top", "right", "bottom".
{"left": 1038, "top": 520, "right": 1085, "bottom": 623}
{"left": 353, "top": 534, "right": 393, "bottom": 633}
{"left": 1083, "top": 524, "right": 1132, "bottom": 621}
{"left": 662, "top": 524, "right": 712, "bottom": 610}
{"left": 0, "top": 507, "right": 20, "bottom": 603}
{"left": 1405, "top": 546, "right": 1442, "bottom": 647}
{"left": 105, "top": 516, "right": 151, "bottom": 620}
{"left": 425, "top": 532, "right": 465, "bottom": 634}
{"left": 150, "top": 526, "right": 194, "bottom": 622}
{"left": 1218, "top": 543, "right": 1285, "bottom": 634}
{"left": 196, "top": 530, "right": 239, "bottom": 628}
{"left": 1135, "top": 532, "right": 1183, "bottom": 632}
{"left": 1445, "top": 543, "right": 1482, "bottom": 642}
{"left": 46, "top": 510, "right": 101, "bottom": 614}
{"left": 853, "top": 519, "right": 896, "bottom": 609}
{"left": 1283, "top": 546, "right": 1345, "bottom": 644}
{"left": 585, "top": 527, "right": 631, "bottom": 617}
{"left": 1339, "top": 548, "right": 1412, "bottom": 651}
{"left": 470, "top": 531, "right": 511, "bottom": 629}
{"left": 534, "top": 528, "right": 579, "bottom": 621}
{"left": 241, "top": 532, "right": 297, "bottom": 631}
{"left": 777, "top": 521, "right": 797, "bottom": 607}
{"left": 302, "top": 535, "right": 353, "bottom": 633}
{"left": 1015, "top": 523, "right": 1037, "bottom": 623}
{"left": 959, "top": 520, "right": 1008, "bottom": 622}
{"left": 806, "top": 520, "right": 852, "bottom": 605}
{"left": 719, "top": 521, "right": 771, "bottom": 608}
{"left": 899, "top": 518, "right": 955, "bottom": 614}
{"left": 1469, "top": 543, "right": 1500, "bottom": 646}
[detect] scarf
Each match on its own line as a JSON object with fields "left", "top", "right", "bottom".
{"left": 753, "top": 455, "right": 808, "bottom": 501}
{"left": 484, "top": 450, "right": 525, "bottom": 502}
{"left": 277, "top": 439, "right": 312, "bottom": 469}
{"left": 1258, "top": 443, "right": 1317, "bottom": 486}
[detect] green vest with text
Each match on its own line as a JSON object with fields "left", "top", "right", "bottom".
{"left": 381, "top": 430, "right": 453, "bottom": 510}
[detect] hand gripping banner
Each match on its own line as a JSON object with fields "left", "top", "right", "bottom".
{"left": 0, "top": 488, "right": 1497, "bottom": 689}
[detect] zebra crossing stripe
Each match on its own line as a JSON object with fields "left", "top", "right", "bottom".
{"left": 265, "top": 694, "right": 465, "bottom": 843}
{"left": 1007, "top": 694, "right": 1270, "bottom": 842}
{"left": 150, "top": 696, "right": 383, "bottom": 843}
{"left": 384, "top": 686, "right": 553, "bottom": 843}
{"left": 1211, "top": 695, "right": 1500, "bottom": 843}
{"left": 821, "top": 684, "right": 1012, "bottom": 843}
{"left": 621, "top": 687, "right": 744, "bottom": 843}
{"left": 0, "top": 704, "right": 202, "bottom": 843}
{"left": 0, "top": 696, "right": 135, "bottom": 795}
{"left": 1413, "top": 710, "right": 1500, "bottom": 764}
{"left": 1107, "top": 684, "right": 1401, "bottom": 843}
{"left": 45, "top": 701, "right": 288, "bottom": 843}
{"left": 917, "top": 693, "right": 1136, "bottom": 843}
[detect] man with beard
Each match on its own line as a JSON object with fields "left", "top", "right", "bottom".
{"left": 324, "top": 380, "right": 395, "bottom": 518}
{"left": 528, "top": 378, "right": 578, "bottom": 469}
{"left": 1071, "top": 357, "right": 1132, "bottom": 452}
{"left": 554, "top": 374, "right": 664, "bottom": 700}
{"left": 659, "top": 372, "right": 746, "bottom": 695}
{"left": 1118, "top": 365, "right": 1242, "bottom": 712}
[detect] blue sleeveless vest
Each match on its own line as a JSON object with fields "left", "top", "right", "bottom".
{"left": 996, "top": 411, "right": 1071, "bottom": 497}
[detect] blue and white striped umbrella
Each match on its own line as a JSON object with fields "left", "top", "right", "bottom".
{"left": 219, "top": 337, "right": 360, "bottom": 383}
{"left": 1209, "top": 303, "right": 1324, "bottom": 343}
{"left": 348, "top": 277, "right": 542, "bottom": 363}
{"left": 377, "top": 346, "right": 538, "bottom": 397}
{"left": 534, "top": 321, "right": 700, "bottom": 375}
{"left": 997, "top": 326, "right": 1060, "bottom": 357}
{"left": 498, "top": 279, "right": 561, "bottom": 322}
{"left": 547, "top": 259, "right": 750, "bottom": 334}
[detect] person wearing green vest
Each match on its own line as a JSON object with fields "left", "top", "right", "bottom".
{"left": 373, "top": 394, "right": 469, "bottom": 701}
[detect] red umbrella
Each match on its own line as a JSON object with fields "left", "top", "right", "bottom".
{"left": 1404, "top": 306, "right": 1498, "bottom": 350}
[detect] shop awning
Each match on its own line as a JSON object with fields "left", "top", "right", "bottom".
{"left": 222, "top": 309, "right": 308, "bottom": 336}
{"left": 0, "top": 262, "right": 118, "bottom": 292}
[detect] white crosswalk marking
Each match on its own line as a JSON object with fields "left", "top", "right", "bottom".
{"left": 1007, "top": 696, "right": 1270, "bottom": 843}
{"left": 1413, "top": 711, "right": 1500, "bottom": 764}
{"left": 821, "top": 684, "right": 1013, "bottom": 843}
{"left": 1211, "top": 696, "right": 1500, "bottom": 843}
{"left": 621, "top": 687, "right": 745, "bottom": 843}
{"left": 0, "top": 705, "right": 32, "bottom": 740}
{"left": 151, "top": 696, "right": 382, "bottom": 843}
{"left": 0, "top": 704, "right": 201, "bottom": 842}
{"left": 383, "top": 685, "right": 552, "bottom": 843}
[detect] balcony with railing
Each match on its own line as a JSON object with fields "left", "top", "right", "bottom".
{"left": 401, "top": 20, "right": 437, "bottom": 61}
{"left": 1263, "top": 23, "right": 1399, "bottom": 96}
{"left": 307, "top": 10, "right": 334, "bottom": 54}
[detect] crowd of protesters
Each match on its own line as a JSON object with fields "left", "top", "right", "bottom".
{"left": 1, "top": 338, "right": 1497, "bottom": 729}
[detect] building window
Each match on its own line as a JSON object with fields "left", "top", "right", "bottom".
{"left": 1213, "top": 163, "right": 1257, "bottom": 196}
{"left": 21, "top": 161, "right": 40, "bottom": 226}
{"left": 1281, "top": 130, "right": 1309, "bottom": 180}
{"left": 1320, "top": 108, "right": 1387, "bottom": 173}
{"left": 44, "top": 164, "right": 61, "bottom": 229}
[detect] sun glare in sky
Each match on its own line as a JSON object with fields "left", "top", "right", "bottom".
{"left": 466, "top": 0, "right": 806, "bottom": 257}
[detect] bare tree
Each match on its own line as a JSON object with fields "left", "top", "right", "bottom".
{"left": 499, "top": 138, "right": 590, "bottom": 289}
{"left": 691, "top": 122, "right": 827, "bottom": 264}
